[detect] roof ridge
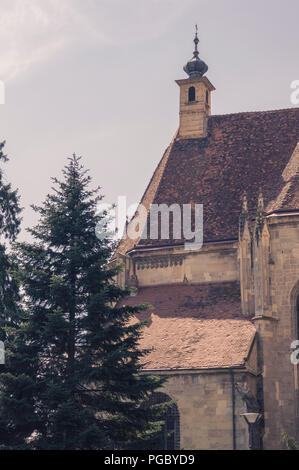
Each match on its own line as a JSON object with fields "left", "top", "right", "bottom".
{"left": 211, "top": 107, "right": 299, "bottom": 119}
{"left": 137, "top": 281, "right": 240, "bottom": 289}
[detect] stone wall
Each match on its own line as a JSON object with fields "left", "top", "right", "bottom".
{"left": 146, "top": 369, "right": 257, "bottom": 450}
{"left": 255, "top": 213, "right": 299, "bottom": 449}
{"left": 130, "top": 242, "right": 238, "bottom": 287}
{"left": 120, "top": 210, "right": 299, "bottom": 450}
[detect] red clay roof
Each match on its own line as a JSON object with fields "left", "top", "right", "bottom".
{"left": 124, "top": 282, "right": 256, "bottom": 370}
{"left": 118, "top": 108, "right": 299, "bottom": 252}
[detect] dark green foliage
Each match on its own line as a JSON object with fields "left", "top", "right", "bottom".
{"left": 0, "top": 141, "right": 22, "bottom": 327}
{"left": 282, "top": 431, "right": 299, "bottom": 450}
{"left": 0, "top": 154, "right": 167, "bottom": 450}
{"left": 0, "top": 142, "right": 22, "bottom": 242}
{"left": 0, "top": 141, "right": 23, "bottom": 447}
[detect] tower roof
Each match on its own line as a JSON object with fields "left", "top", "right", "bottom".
{"left": 183, "top": 25, "right": 208, "bottom": 78}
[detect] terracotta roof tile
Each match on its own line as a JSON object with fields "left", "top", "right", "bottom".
{"left": 124, "top": 282, "right": 255, "bottom": 370}
{"left": 120, "top": 108, "right": 299, "bottom": 250}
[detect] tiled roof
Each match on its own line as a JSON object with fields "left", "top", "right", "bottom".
{"left": 124, "top": 282, "right": 256, "bottom": 370}
{"left": 118, "top": 108, "right": 299, "bottom": 252}
{"left": 267, "top": 141, "right": 299, "bottom": 213}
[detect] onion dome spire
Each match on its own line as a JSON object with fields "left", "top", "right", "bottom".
{"left": 183, "top": 25, "right": 208, "bottom": 78}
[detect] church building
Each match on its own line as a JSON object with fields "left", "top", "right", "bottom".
{"left": 114, "top": 30, "right": 299, "bottom": 450}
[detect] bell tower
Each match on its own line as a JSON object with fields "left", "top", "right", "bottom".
{"left": 176, "top": 26, "right": 215, "bottom": 139}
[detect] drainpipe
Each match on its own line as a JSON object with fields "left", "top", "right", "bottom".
{"left": 230, "top": 370, "right": 237, "bottom": 450}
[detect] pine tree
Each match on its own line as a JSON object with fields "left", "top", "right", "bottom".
{"left": 0, "top": 141, "right": 23, "bottom": 448}
{"left": 0, "top": 141, "right": 22, "bottom": 322}
{"left": 2, "top": 155, "right": 167, "bottom": 450}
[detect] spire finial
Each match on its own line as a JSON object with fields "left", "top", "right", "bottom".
{"left": 193, "top": 24, "right": 199, "bottom": 57}
{"left": 183, "top": 26, "right": 208, "bottom": 78}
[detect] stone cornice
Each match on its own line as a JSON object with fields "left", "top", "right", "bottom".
{"left": 175, "top": 76, "right": 216, "bottom": 91}
{"left": 135, "top": 254, "right": 186, "bottom": 270}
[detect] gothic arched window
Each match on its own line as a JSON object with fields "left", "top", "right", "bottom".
{"left": 188, "top": 86, "right": 196, "bottom": 102}
{"left": 141, "top": 392, "right": 180, "bottom": 450}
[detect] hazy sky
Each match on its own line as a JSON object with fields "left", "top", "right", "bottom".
{"left": 0, "top": 0, "right": 298, "bottom": 240}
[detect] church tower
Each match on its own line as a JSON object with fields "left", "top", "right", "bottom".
{"left": 176, "top": 26, "right": 215, "bottom": 139}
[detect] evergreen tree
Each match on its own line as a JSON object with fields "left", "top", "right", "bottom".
{"left": 0, "top": 141, "right": 22, "bottom": 321}
{"left": 0, "top": 141, "right": 23, "bottom": 447}
{"left": 1, "top": 155, "right": 167, "bottom": 450}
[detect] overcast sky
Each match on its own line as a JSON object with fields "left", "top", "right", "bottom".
{"left": 0, "top": 0, "right": 298, "bottom": 240}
